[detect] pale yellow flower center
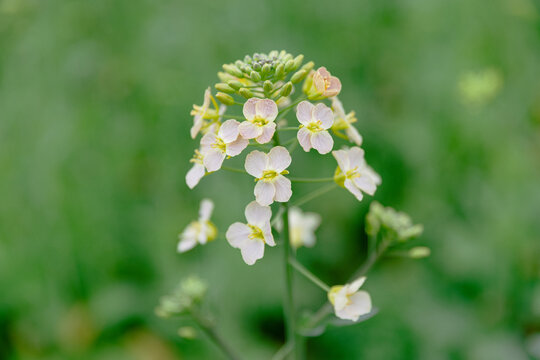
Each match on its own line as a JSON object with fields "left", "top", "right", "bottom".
{"left": 252, "top": 115, "right": 269, "bottom": 126}
{"left": 189, "top": 149, "right": 204, "bottom": 164}
{"left": 328, "top": 285, "right": 353, "bottom": 306}
{"left": 211, "top": 137, "right": 227, "bottom": 153}
{"left": 191, "top": 220, "right": 217, "bottom": 242}
{"left": 257, "top": 169, "right": 289, "bottom": 182}
{"left": 306, "top": 120, "right": 323, "bottom": 132}
{"left": 248, "top": 224, "right": 265, "bottom": 242}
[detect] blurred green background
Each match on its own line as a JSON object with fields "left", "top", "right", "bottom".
{"left": 1, "top": 0, "right": 540, "bottom": 359}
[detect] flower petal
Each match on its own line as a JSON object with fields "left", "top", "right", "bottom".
{"left": 190, "top": 117, "right": 203, "bottom": 139}
{"left": 254, "top": 181, "right": 276, "bottom": 206}
{"left": 332, "top": 149, "right": 351, "bottom": 171}
{"left": 177, "top": 236, "right": 197, "bottom": 253}
{"left": 243, "top": 98, "right": 258, "bottom": 120}
{"left": 331, "top": 97, "right": 346, "bottom": 118}
{"left": 245, "top": 150, "right": 267, "bottom": 178}
{"left": 344, "top": 178, "right": 363, "bottom": 201}
{"left": 346, "top": 126, "right": 363, "bottom": 146}
{"left": 226, "top": 222, "right": 251, "bottom": 248}
{"left": 262, "top": 223, "right": 275, "bottom": 246}
{"left": 348, "top": 277, "right": 367, "bottom": 292}
{"left": 203, "top": 149, "right": 225, "bottom": 172}
{"left": 268, "top": 146, "right": 291, "bottom": 172}
{"left": 297, "top": 127, "right": 313, "bottom": 152}
{"left": 198, "top": 199, "right": 214, "bottom": 221}
{"left": 239, "top": 121, "right": 262, "bottom": 139}
{"left": 296, "top": 101, "right": 314, "bottom": 125}
{"left": 347, "top": 147, "right": 366, "bottom": 169}
{"left": 343, "top": 291, "right": 372, "bottom": 320}
{"left": 311, "top": 131, "right": 334, "bottom": 154}
{"left": 226, "top": 137, "right": 248, "bottom": 156}
{"left": 218, "top": 119, "right": 240, "bottom": 143}
{"left": 324, "top": 76, "right": 342, "bottom": 97}
{"left": 273, "top": 175, "right": 292, "bottom": 203}
{"left": 186, "top": 163, "right": 205, "bottom": 189}
{"left": 255, "top": 122, "right": 276, "bottom": 144}
{"left": 313, "top": 103, "right": 334, "bottom": 129}
{"left": 255, "top": 99, "right": 278, "bottom": 121}
{"left": 245, "top": 201, "right": 272, "bottom": 226}
{"left": 200, "top": 132, "right": 217, "bottom": 153}
{"left": 353, "top": 175, "right": 377, "bottom": 196}
{"left": 240, "top": 239, "right": 265, "bottom": 265}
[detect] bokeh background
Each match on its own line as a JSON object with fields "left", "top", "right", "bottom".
{"left": 2, "top": 0, "right": 540, "bottom": 359}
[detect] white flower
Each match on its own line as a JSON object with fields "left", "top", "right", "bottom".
{"left": 245, "top": 146, "right": 292, "bottom": 206}
{"left": 328, "top": 277, "right": 372, "bottom": 321}
{"left": 177, "top": 199, "right": 217, "bottom": 253}
{"left": 226, "top": 201, "right": 276, "bottom": 265}
{"left": 186, "top": 149, "right": 205, "bottom": 189}
{"left": 289, "top": 207, "right": 321, "bottom": 248}
{"left": 200, "top": 119, "right": 248, "bottom": 172}
{"left": 239, "top": 98, "right": 278, "bottom": 144}
{"left": 296, "top": 101, "right": 334, "bottom": 154}
{"left": 190, "top": 88, "right": 226, "bottom": 139}
{"left": 331, "top": 97, "right": 362, "bottom": 146}
{"left": 332, "top": 147, "right": 381, "bottom": 201}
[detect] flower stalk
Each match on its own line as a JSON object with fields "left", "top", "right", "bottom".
{"left": 190, "top": 310, "right": 241, "bottom": 360}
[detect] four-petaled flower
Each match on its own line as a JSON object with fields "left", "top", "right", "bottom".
{"left": 328, "top": 277, "right": 372, "bottom": 321}
{"left": 332, "top": 147, "right": 381, "bottom": 201}
{"left": 305, "top": 67, "right": 342, "bottom": 99}
{"left": 287, "top": 207, "right": 321, "bottom": 249}
{"left": 245, "top": 146, "right": 292, "bottom": 206}
{"left": 200, "top": 119, "right": 248, "bottom": 172}
{"left": 177, "top": 199, "right": 217, "bottom": 253}
{"left": 331, "top": 97, "right": 362, "bottom": 146}
{"left": 226, "top": 201, "right": 275, "bottom": 265}
{"left": 296, "top": 101, "right": 335, "bottom": 154}
{"left": 239, "top": 98, "right": 278, "bottom": 144}
{"left": 191, "top": 88, "right": 226, "bottom": 139}
{"left": 186, "top": 149, "right": 205, "bottom": 189}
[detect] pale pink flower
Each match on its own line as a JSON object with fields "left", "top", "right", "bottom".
{"left": 186, "top": 149, "right": 205, "bottom": 189}
{"left": 226, "top": 201, "right": 275, "bottom": 265}
{"left": 244, "top": 146, "right": 292, "bottom": 206}
{"left": 190, "top": 89, "right": 226, "bottom": 139}
{"left": 177, "top": 199, "right": 217, "bottom": 253}
{"left": 332, "top": 147, "right": 381, "bottom": 201}
{"left": 296, "top": 101, "right": 334, "bottom": 154}
{"left": 239, "top": 98, "right": 278, "bottom": 144}
{"left": 331, "top": 97, "right": 363, "bottom": 146}
{"left": 200, "top": 119, "right": 248, "bottom": 172}
{"left": 308, "top": 67, "right": 342, "bottom": 99}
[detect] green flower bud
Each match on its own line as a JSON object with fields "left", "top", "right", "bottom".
{"left": 217, "top": 71, "right": 235, "bottom": 83}
{"left": 227, "top": 80, "right": 244, "bottom": 90}
{"left": 301, "top": 61, "right": 315, "bottom": 73}
{"left": 279, "top": 82, "right": 293, "bottom": 97}
{"left": 269, "top": 50, "right": 279, "bottom": 58}
{"left": 223, "top": 64, "right": 243, "bottom": 78}
{"left": 261, "top": 63, "right": 272, "bottom": 77}
{"left": 178, "top": 327, "right": 197, "bottom": 339}
{"left": 250, "top": 71, "right": 261, "bottom": 82}
{"left": 275, "top": 63, "right": 285, "bottom": 78}
{"left": 235, "top": 60, "right": 244, "bottom": 68}
{"left": 252, "top": 63, "right": 261, "bottom": 71}
{"left": 284, "top": 59, "right": 295, "bottom": 72}
{"left": 239, "top": 88, "right": 254, "bottom": 99}
{"left": 408, "top": 246, "right": 431, "bottom": 259}
{"left": 291, "top": 69, "right": 308, "bottom": 84}
{"left": 263, "top": 80, "right": 273, "bottom": 94}
{"left": 215, "top": 83, "right": 235, "bottom": 94}
{"left": 293, "top": 54, "right": 304, "bottom": 69}
{"left": 216, "top": 92, "right": 235, "bottom": 105}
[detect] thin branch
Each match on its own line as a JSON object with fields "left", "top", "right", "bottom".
{"left": 289, "top": 257, "right": 330, "bottom": 292}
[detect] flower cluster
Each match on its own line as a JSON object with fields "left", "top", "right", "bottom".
{"left": 174, "top": 51, "right": 424, "bottom": 331}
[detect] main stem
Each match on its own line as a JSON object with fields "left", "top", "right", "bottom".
{"left": 190, "top": 310, "right": 241, "bottom": 360}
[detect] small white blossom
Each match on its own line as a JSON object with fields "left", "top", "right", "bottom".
{"left": 239, "top": 98, "right": 278, "bottom": 144}
{"left": 296, "top": 101, "right": 334, "bottom": 154}
{"left": 245, "top": 146, "right": 292, "bottom": 206}
{"left": 177, "top": 199, "right": 217, "bottom": 253}
{"left": 186, "top": 149, "right": 206, "bottom": 189}
{"left": 332, "top": 147, "right": 381, "bottom": 201}
{"left": 328, "top": 277, "right": 372, "bottom": 321}
{"left": 226, "top": 201, "right": 275, "bottom": 265}
{"left": 200, "top": 119, "right": 248, "bottom": 172}
{"left": 331, "top": 97, "right": 362, "bottom": 146}
{"left": 287, "top": 207, "right": 321, "bottom": 249}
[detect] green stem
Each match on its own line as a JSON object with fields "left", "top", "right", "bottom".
{"left": 281, "top": 202, "right": 298, "bottom": 359}
{"left": 190, "top": 310, "right": 241, "bottom": 360}
{"left": 221, "top": 166, "right": 247, "bottom": 174}
{"left": 289, "top": 177, "right": 334, "bottom": 183}
{"left": 291, "top": 184, "right": 338, "bottom": 207}
{"left": 289, "top": 258, "right": 330, "bottom": 292}
{"left": 277, "top": 127, "right": 299, "bottom": 132}
{"left": 272, "top": 342, "right": 294, "bottom": 360}
{"left": 277, "top": 96, "right": 307, "bottom": 120}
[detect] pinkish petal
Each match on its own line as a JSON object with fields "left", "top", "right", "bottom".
{"left": 311, "top": 131, "right": 334, "bottom": 154}
{"left": 255, "top": 99, "right": 278, "bottom": 121}
{"left": 239, "top": 121, "right": 263, "bottom": 139}
{"left": 273, "top": 175, "right": 292, "bottom": 202}
{"left": 186, "top": 163, "right": 205, "bottom": 189}
{"left": 203, "top": 149, "right": 225, "bottom": 172}
{"left": 244, "top": 150, "right": 267, "bottom": 178}
{"left": 218, "top": 119, "right": 240, "bottom": 143}
{"left": 344, "top": 178, "right": 363, "bottom": 201}
{"left": 297, "top": 127, "right": 313, "bottom": 152}
{"left": 242, "top": 98, "right": 258, "bottom": 120}
{"left": 313, "top": 103, "right": 334, "bottom": 129}
{"left": 254, "top": 181, "right": 276, "bottom": 206}
{"left": 226, "top": 137, "right": 248, "bottom": 156}
{"left": 255, "top": 123, "right": 276, "bottom": 144}
{"left": 296, "top": 101, "right": 314, "bottom": 125}
{"left": 268, "top": 146, "right": 291, "bottom": 172}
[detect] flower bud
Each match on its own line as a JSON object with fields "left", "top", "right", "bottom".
{"left": 223, "top": 64, "right": 243, "bottom": 78}
{"left": 261, "top": 63, "right": 272, "bottom": 77}
{"left": 250, "top": 71, "right": 261, "bottom": 82}
{"left": 408, "top": 246, "right": 431, "bottom": 259}
{"left": 291, "top": 69, "right": 308, "bottom": 84}
{"left": 252, "top": 62, "right": 261, "bottom": 71}
{"left": 284, "top": 59, "right": 295, "bottom": 72}
{"left": 227, "top": 80, "right": 244, "bottom": 90}
{"left": 217, "top": 71, "right": 235, "bottom": 83}
{"left": 275, "top": 63, "right": 285, "bottom": 78}
{"left": 269, "top": 50, "right": 279, "bottom": 58}
{"left": 235, "top": 60, "right": 244, "bottom": 68}
{"left": 178, "top": 327, "right": 197, "bottom": 339}
{"left": 216, "top": 92, "right": 235, "bottom": 105}
{"left": 301, "top": 61, "right": 315, "bottom": 73}
{"left": 293, "top": 54, "right": 304, "bottom": 69}
{"left": 263, "top": 80, "right": 273, "bottom": 94}
{"left": 239, "top": 88, "right": 254, "bottom": 99}
{"left": 215, "top": 83, "right": 235, "bottom": 94}
{"left": 279, "top": 82, "right": 293, "bottom": 97}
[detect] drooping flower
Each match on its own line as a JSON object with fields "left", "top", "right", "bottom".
{"left": 287, "top": 207, "right": 321, "bottom": 249}
{"left": 296, "top": 101, "right": 334, "bottom": 154}
{"left": 245, "top": 146, "right": 292, "bottom": 206}
{"left": 191, "top": 88, "right": 226, "bottom": 139}
{"left": 177, "top": 199, "right": 217, "bottom": 253}
{"left": 304, "top": 67, "right": 342, "bottom": 99}
{"left": 200, "top": 119, "right": 248, "bottom": 172}
{"left": 239, "top": 98, "right": 278, "bottom": 144}
{"left": 332, "top": 147, "right": 381, "bottom": 201}
{"left": 186, "top": 149, "right": 206, "bottom": 189}
{"left": 328, "top": 277, "right": 372, "bottom": 321}
{"left": 226, "top": 201, "right": 275, "bottom": 265}
{"left": 331, "top": 97, "right": 363, "bottom": 146}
